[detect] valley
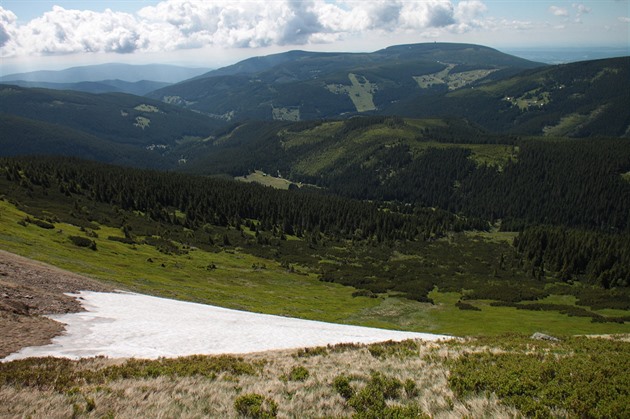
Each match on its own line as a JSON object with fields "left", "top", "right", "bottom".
{"left": 0, "top": 41, "right": 629, "bottom": 418}
{"left": 1, "top": 156, "right": 628, "bottom": 336}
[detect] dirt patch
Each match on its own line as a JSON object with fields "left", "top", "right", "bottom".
{"left": 0, "top": 250, "right": 114, "bottom": 358}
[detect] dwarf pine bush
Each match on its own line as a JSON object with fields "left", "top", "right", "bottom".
{"left": 287, "top": 365, "right": 309, "bottom": 382}
{"left": 447, "top": 336, "right": 630, "bottom": 418}
{"left": 234, "top": 393, "right": 278, "bottom": 418}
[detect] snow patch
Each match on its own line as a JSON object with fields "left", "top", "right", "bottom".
{"left": 4, "top": 291, "right": 448, "bottom": 360}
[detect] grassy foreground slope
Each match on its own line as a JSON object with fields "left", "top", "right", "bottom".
{"left": 1, "top": 336, "right": 628, "bottom": 418}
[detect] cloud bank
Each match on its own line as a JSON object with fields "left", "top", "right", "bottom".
{"left": 0, "top": 0, "right": 494, "bottom": 57}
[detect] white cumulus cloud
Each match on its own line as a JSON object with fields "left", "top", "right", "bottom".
{"left": 572, "top": 3, "right": 591, "bottom": 16}
{"left": 549, "top": 6, "right": 570, "bottom": 17}
{"left": 0, "top": 7, "right": 17, "bottom": 50}
{"left": 0, "top": 0, "right": 495, "bottom": 58}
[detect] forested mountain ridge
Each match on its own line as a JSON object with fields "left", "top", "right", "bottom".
{"left": 146, "top": 42, "right": 543, "bottom": 122}
{"left": 0, "top": 63, "right": 211, "bottom": 84}
{"left": 0, "top": 47, "right": 626, "bottom": 174}
{"left": 393, "top": 56, "right": 630, "bottom": 137}
{"left": 175, "top": 116, "right": 630, "bottom": 232}
{"left": 0, "top": 84, "right": 224, "bottom": 167}
{"left": 145, "top": 43, "right": 628, "bottom": 137}
{"left": 0, "top": 114, "right": 172, "bottom": 169}
{"left": 3, "top": 79, "right": 171, "bottom": 96}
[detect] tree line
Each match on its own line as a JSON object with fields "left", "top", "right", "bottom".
{"left": 1, "top": 156, "right": 483, "bottom": 243}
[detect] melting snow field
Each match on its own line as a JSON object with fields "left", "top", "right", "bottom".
{"left": 4, "top": 291, "right": 448, "bottom": 360}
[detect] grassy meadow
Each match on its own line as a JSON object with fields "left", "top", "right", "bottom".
{"left": 0, "top": 199, "right": 379, "bottom": 325}
{"left": 235, "top": 171, "right": 297, "bottom": 190}
{"left": 279, "top": 118, "right": 517, "bottom": 177}
{"left": 1, "top": 198, "right": 628, "bottom": 337}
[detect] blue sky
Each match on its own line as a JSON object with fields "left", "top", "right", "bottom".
{"left": 1, "top": 1, "right": 628, "bottom": 73}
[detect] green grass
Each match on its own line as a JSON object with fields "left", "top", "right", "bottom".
{"left": 283, "top": 118, "right": 515, "bottom": 176}
{"left": 504, "top": 88, "right": 551, "bottom": 111}
{"left": 542, "top": 113, "right": 587, "bottom": 136}
{"left": 465, "top": 229, "right": 518, "bottom": 244}
{"left": 235, "top": 171, "right": 297, "bottom": 190}
{"left": 427, "top": 290, "right": 629, "bottom": 336}
{"left": 134, "top": 104, "right": 160, "bottom": 113}
{"left": 279, "top": 122, "right": 342, "bottom": 149}
{"left": 133, "top": 116, "right": 150, "bottom": 129}
{"left": 414, "top": 65, "right": 499, "bottom": 91}
{"left": 325, "top": 73, "right": 377, "bottom": 112}
{"left": 292, "top": 144, "right": 348, "bottom": 176}
{"left": 1, "top": 198, "right": 628, "bottom": 337}
{"left": 407, "top": 141, "right": 515, "bottom": 168}
{"left": 0, "top": 199, "right": 380, "bottom": 325}
{"left": 271, "top": 106, "right": 300, "bottom": 121}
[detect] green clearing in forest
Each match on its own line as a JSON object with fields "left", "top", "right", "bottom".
{"left": 282, "top": 118, "right": 515, "bottom": 176}
{"left": 325, "top": 73, "right": 377, "bottom": 112}
{"left": 235, "top": 170, "right": 297, "bottom": 190}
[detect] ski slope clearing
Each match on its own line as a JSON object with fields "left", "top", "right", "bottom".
{"left": 4, "top": 291, "right": 447, "bottom": 360}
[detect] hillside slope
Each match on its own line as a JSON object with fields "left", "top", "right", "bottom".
{"left": 394, "top": 56, "right": 630, "bottom": 137}
{"left": 0, "top": 114, "right": 175, "bottom": 168}
{"left": 0, "top": 85, "right": 223, "bottom": 149}
{"left": 147, "top": 42, "right": 542, "bottom": 122}
{"left": 180, "top": 116, "right": 630, "bottom": 234}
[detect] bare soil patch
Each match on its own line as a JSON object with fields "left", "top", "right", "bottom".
{"left": 0, "top": 250, "right": 114, "bottom": 358}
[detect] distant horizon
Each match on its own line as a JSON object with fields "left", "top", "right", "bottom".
{"left": 1, "top": 1, "right": 628, "bottom": 75}
{"left": 1, "top": 42, "right": 628, "bottom": 78}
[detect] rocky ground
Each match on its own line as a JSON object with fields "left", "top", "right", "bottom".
{"left": 0, "top": 250, "right": 113, "bottom": 358}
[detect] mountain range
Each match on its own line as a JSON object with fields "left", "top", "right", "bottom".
{"left": 0, "top": 63, "right": 211, "bottom": 84}
{"left": 0, "top": 63, "right": 210, "bottom": 96}
{"left": 0, "top": 42, "right": 628, "bottom": 171}
{"left": 145, "top": 43, "right": 628, "bottom": 137}
{"left": 1, "top": 79, "right": 170, "bottom": 96}
{"left": 1, "top": 42, "right": 629, "bottom": 419}
{"left": 147, "top": 43, "right": 543, "bottom": 121}
{"left": 0, "top": 85, "right": 222, "bottom": 168}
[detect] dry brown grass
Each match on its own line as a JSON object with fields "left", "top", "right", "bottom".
{"left": 0, "top": 340, "right": 521, "bottom": 418}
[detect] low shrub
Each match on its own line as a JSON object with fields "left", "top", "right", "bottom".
{"left": 0, "top": 355, "right": 261, "bottom": 392}
{"left": 489, "top": 301, "right": 628, "bottom": 323}
{"left": 31, "top": 218, "right": 55, "bottom": 229}
{"left": 347, "top": 372, "right": 404, "bottom": 417}
{"left": 287, "top": 365, "right": 309, "bottom": 382}
{"left": 107, "top": 236, "right": 135, "bottom": 245}
{"left": 367, "top": 340, "right": 418, "bottom": 359}
{"left": 351, "top": 289, "right": 377, "bottom": 298}
{"left": 333, "top": 371, "right": 420, "bottom": 417}
{"left": 447, "top": 336, "right": 630, "bottom": 418}
{"left": 294, "top": 346, "right": 328, "bottom": 358}
{"left": 68, "top": 235, "right": 97, "bottom": 250}
{"left": 102, "top": 355, "right": 260, "bottom": 380}
{"left": 455, "top": 300, "right": 481, "bottom": 311}
{"left": 403, "top": 378, "right": 418, "bottom": 398}
{"left": 332, "top": 375, "right": 354, "bottom": 400}
{"left": 234, "top": 393, "right": 278, "bottom": 418}
{"left": 0, "top": 357, "right": 82, "bottom": 391}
